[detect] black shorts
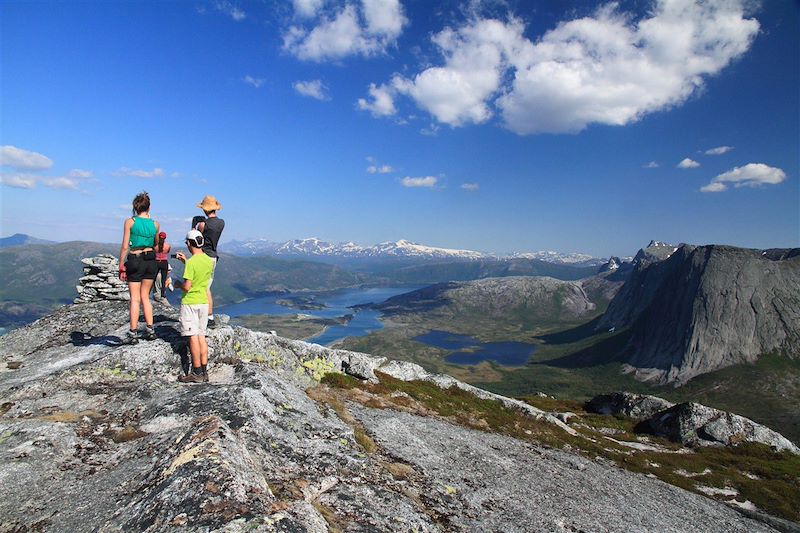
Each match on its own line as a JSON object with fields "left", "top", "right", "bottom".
{"left": 125, "top": 252, "right": 158, "bottom": 282}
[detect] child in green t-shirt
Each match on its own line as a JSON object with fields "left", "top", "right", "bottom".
{"left": 175, "top": 229, "right": 214, "bottom": 383}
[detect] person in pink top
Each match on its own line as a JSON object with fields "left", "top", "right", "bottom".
{"left": 154, "top": 231, "right": 173, "bottom": 301}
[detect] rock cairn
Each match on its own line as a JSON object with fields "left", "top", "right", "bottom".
{"left": 74, "top": 254, "right": 129, "bottom": 303}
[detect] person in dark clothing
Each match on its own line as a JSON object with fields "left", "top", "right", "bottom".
{"left": 154, "top": 231, "right": 173, "bottom": 301}
{"left": 195, "top": 195, "right": 225, "bottom": 328}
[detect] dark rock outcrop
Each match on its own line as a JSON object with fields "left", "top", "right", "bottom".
{"left": 587, "top": 393, "right": 799, "bottom": 455}
{"left": 598, "top": 243, "right": 800, "bottom": 384}
{"left": 645, "top": 402, "right": 800, "bottom": 454}
{"left": 586, "top": 391, "right": 675, "bottom": 421}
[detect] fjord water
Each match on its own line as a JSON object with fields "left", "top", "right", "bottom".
{"left": 414, "top": 330, "right": 537, "bottom": 366}
{"left": 218, "top": 286, "right": 421, "bottom": 345}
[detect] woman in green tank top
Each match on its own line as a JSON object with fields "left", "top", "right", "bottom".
{"left": 118, "top": 191, "right": 160, "bottom": 344}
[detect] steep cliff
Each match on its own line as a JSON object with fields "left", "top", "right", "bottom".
{"left": 599, "top": 244, "right": 800, "bottom": 384}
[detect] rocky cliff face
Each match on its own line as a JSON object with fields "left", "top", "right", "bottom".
{"left": 599, "top": 244, "right": 800, "bottom": 384}
{"left": 0, "top": 299, "right": 783, "bottom": 533}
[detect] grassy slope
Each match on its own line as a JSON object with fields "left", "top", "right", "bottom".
{"left": 319, "top": 371, "right": 800, "bottom": 523}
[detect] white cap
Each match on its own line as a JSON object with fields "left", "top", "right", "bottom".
{"left": 186, "top": 229, "right": 204, "bottom": 247}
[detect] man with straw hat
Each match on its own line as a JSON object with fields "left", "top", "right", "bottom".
{"left": 194, "top": 195, "right": 225, "bottom": 328}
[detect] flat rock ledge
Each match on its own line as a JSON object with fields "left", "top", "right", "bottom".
{"left": 587, "top": 392, "right": 799, "bottom": 455}
{"left": 0, "top": 300, "right": 784, "bottom": 532}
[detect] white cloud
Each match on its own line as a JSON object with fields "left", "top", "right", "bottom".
{"left": 113, "top": 167, "right": 165, "bottom": 178}
{"left": 243, "top": 75, "right": 265, "bottom": 88}
{"left": 677, "top": 158, "right": 700, "bottom": 169}
{"left": 705, "top": 145, "right": 734, "bottom": 155}
{"left": 293, "top": 79, "right": 330, "bottom": 100}
{"left": 367, "top": 164, "right": 393, "bottom": 174}
{"left": 643, "top": 161, "right": 659, "bottom": 169}
{"left": 401, "top": 176, "right": 437, "bottom": 188}
{"left": 700, "top": 182, "right": 727, "bottom": 193}
{"left": 366, "top": 0, "right": 759, "bottom": 134}
{"left": 215, "top": 1, "right": 245, "bottom": 21}
{"left": 68, "top": 169, "right": 93, "bottom": 178}
{"left": 0, "top": 145, "right": 54, "bottom": 170}
{"left": 293, "top": 0, "right": 324, "bottom": 18}
{"left": 0, "top": 172, "right": 37, "bottom": 189}
{"left": 43, "top": 177, "right": 79, "bottom": 190}
{"left": 357, "top": 83, "right": 396, "bottom": 117}
{"left": 283, "top": 1, "right": 407, "bottom": 61}
{"left": 461, "top": 182, "right": 479, "bottom": 191}
{"left": 700, "top": 163, "right": 787, "bottom": 192}
{"left": 362, "top": 0, "right": 407, "bottom": 38}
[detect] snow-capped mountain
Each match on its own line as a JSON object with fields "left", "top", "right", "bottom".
{"left": 508, "top": 250, "right": 604, "bottom": 266}
{"left": 226, "top": 237, "right": 604, "bottom": 264}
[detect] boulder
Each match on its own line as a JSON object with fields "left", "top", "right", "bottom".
{"left": 586, "top": 392, "right": 674, "bottom": 421}
{"left": 646, "top": 402, "right": 800, "bottom": 454}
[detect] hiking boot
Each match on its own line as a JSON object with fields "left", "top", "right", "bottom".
{"left": 124, "top": 330, "right": 139, "bottom": 345}
{"left": 207, "top": 318, "right": 217, "bottom": 329}
{"left": 144, "top": 326, "right": 157, "bottom": 341}
{"left": 202, "top": 370, "right": 209, "bottom": 383}
{"left": 178, "top": 372, "right": 205, "bottom": 384}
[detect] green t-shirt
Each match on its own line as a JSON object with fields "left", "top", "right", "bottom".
{"left": 181, "top": 253, "right": 213, "bottom": 305}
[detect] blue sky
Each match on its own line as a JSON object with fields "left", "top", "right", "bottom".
{"left": 1, "top": 0, "right": 797, "bottom": 257}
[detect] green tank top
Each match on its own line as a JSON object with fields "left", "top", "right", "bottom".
{"left": 129, "top": 216, "right": 156, "bottom": 249}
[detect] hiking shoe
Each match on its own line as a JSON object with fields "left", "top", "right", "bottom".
{"left": 124, "top": 330, "right": 139, "bottom": 345}
{"left": 178, "top": 372, "right": 205, "bottom": 384}
{"left": 202, "top": 370, "right": 209, "bottom": 383}
{"left": 144, "top": 327, "right": 156, "bottom": 341}
{"left": 207, "top": 318, "right": 217, "bottom": 329}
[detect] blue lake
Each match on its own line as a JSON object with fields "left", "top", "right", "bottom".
{"left": 413, "top": 330, "right": 536, "bottom": 366}
{"left": 217, "top": 286, "right": 421, "bottom": 346}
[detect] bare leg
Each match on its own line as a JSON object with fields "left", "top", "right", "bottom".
{"left": 199, "top": 334, "right": 208, "bottom": 366}
{"left": 188, "top": 335, "right": 202, "bottom": 368}
{"left": 207, "top": 289, "right": 213, "bottom": 316}
{"left": 128, "top": 281, "right": 141, "bottom": 330}
{"left": 140, "top": 279, "right": 155, "bottom": 326}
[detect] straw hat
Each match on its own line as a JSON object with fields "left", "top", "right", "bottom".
{"left": 197, "top": 195, "right": 222, "bottom": 211}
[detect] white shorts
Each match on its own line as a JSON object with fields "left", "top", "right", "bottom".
{"left": 180, "top": 304, "right": 209, "bottom": 336}
{"left": 208, "top": 257, "right": 217, "bottom": 289}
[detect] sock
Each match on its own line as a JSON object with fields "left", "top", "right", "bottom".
{"left": 208, "top": 315, "right": 214, "bottom": 321}
{"left": 128, "top": 329, "right": 137, "bottom": 336}
{"left": 146, "top": 324, "right": 154, "bottom": 332}
{"left": 192, "top": 366, "right": 203, "bottom": 375}
{"left": 201, "top": 364, "right": 207, "bottom": 375}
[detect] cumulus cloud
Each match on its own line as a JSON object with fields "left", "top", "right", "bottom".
{"left": 461, "top": 182, "right": 479, "bottom": 191}
{"left": 0, "top": 145, "right": 54, "bottom": 170}
{"left": 700, "top": 163, "right": 787, "bottom": 192}
{"left": 0, "top": 173, "right": 38, "bottom": 189}
{"left": 401, "top": 176, "right": 437, "bottom": 188}
{"left": 643, "top": 161, "right": 659, "bottom": 169}
{"left": 293, "top": 79, "right": 330, "bottom": 100}
{"left": 283, "top": 0, "right": 407, "bottom": 61}
{"left": 365, "top": 0, "right": 759, "bottom": 134}
{"left": 243, "top": 75, "right": 265, "bottom": 88}
{"left": 677, "top": 158, "right": 700, "bottom": 169}
{"left": 705, "top": 145, "right": 734, "bottom": 155}
{"left": 357, "top": 83, "right": 396, "bottom": 117}
{"left": 43, "top": 177, "right": 79, "bottom": 190}
{"left": 293, "top": 0, "right": 324, "bottom": 18}
{"left": 113, "top": 167, "right": 165, "bottom": 178}
{"left": 68, "top": 169, "right": 93, "bottom": 178}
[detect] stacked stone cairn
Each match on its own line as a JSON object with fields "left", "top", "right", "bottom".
{"left": 74, "top": 254, "right": 130, "bottom": 303}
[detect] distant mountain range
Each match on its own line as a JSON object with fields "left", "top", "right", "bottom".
{"left": 226, "top": 237, "right": 607, "bottom": 266}
{"left": 0, "top": 233, "right": 55, "bottom": 248}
